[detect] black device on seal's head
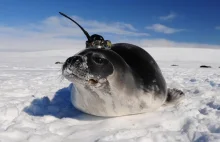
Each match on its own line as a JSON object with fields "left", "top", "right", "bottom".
{"left": 59, "top": 12, "right": 112, "bottom": 49}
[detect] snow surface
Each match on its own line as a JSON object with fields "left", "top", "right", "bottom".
{"left": 0, "top": 47, "right": 220, "bottom": 142}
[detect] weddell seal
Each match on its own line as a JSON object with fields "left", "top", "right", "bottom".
{"left": 60, "top": 12, "right": 184, "bottom": 117}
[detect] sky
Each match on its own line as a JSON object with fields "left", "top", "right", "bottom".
{"left": 1, "top": 0, "right": 220, "bottom": 51}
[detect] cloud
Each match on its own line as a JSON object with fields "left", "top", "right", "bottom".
{"left": 216, "top": 26, "right": 220, "bottom": 30}
{"left": 145, "top": 24, "right": 184, "bottom": 34}
{"left": 131, "top": 38, "right": 220, "bottom": 49}
{"left": 39, "top": 16, "right": 148, "bottom": 36}
{"left": 0, "top": 14, "right": 220, "bottom": 52}
{"left": 23, "top": 15, "right": 149, "bottom": 39}
{"left": 114, "top": 38, "right": 220, "bottom": 49}
{"left": 159, "top": 12, "right": 176, "bottom": 20}
{"left": 0, "top": 15, "right": 149, "bottom": 51}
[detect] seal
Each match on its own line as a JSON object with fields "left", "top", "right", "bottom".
{"left": 59, "top": 12, "right": 184, "bottom": 117}
{"left": 62, "top": 43, "right": 184, "bottom": 117}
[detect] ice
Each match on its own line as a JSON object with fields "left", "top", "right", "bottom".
{"left": 0, "top": 47, "right": 220, "bottom": 142}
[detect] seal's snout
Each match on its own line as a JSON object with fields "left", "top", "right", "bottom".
{"left": 62, "top": 55, "right": 89, "bottom": 82}
{"left": 66, "top": 55, "right": 83, "bottom": 67}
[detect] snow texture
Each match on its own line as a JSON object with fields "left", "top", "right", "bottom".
{"left": 0, "top": 47, "right": 220, "bottom": 142}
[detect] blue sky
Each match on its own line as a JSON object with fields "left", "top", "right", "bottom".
{"left": 1, "top": 0, "right": 220, "bottom": 51}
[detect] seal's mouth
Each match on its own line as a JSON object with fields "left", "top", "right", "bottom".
{"left": 88, "top": 79, "right": 98, "bottom": 85}
{"left": 63, "top": 70, "right": 101, "bottom": 86}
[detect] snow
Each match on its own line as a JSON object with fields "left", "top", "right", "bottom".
{"left": 0, "top": 47, "right": 220, "bottom": 142}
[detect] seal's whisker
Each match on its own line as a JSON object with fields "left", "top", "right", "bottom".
{"left": 56, "top": 73, "right": 65, "bottom": 83}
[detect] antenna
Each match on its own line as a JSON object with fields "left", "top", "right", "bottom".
{"left": 59, "top": 12, "right": 91, "bottom": 42}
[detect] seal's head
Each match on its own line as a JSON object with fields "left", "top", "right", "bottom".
{"left": 62, "top": 48, "right": 137, "bottom": 117}
{"left": 62, "top": 48, "right": 115, "bottom": 88}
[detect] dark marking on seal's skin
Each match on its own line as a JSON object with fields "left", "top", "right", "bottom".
{"left": 139, "top": 101, "right": 147, "bottom": 109}
{"left": 112, "top": 101, "right": 116, "bottom": 113}
{"left": 77, "top": 49, "right": 115, "bottom": 79}
{"left": 84, "top": 85, "right": 105, "bottom": 102}
{"left": 111, "top": 43, "right": 167, "bottom": 96}
{"left": 84, "top": 82, "right": 113, "bottom": 115}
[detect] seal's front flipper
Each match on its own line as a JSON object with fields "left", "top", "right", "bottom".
{"left": 166, "top": 88, "right": 185, "bottom": 104}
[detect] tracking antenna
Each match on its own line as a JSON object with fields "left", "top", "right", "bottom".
{"left": 59, "top": 12, "right": 91, "bottom": 42}
{"left": 59, "top": 12, "right": 112, "bottom": 49}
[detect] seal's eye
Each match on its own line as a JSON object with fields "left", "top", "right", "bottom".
{"left": 93, "top": 57, "right": 105, "bottom": 64}
{"left": 92, "top": 54, "right": 107, "bottom": 65}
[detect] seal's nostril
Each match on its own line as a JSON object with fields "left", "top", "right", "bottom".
{"left": 66, "top": 56, "right": 83, "bottom": 66}
{"left": 76, "top": 59, "right": 80, "bottom": 63}
{"left": 66, "top": 58, "right": 71, "bottom": 64}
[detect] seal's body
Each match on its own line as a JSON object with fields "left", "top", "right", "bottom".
{"left": 62, "top": 43, "right": 184, "bottom": 117}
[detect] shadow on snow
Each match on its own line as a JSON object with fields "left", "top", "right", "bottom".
{"left": 23, "top": 83, "right": 103, "bottom": 120}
